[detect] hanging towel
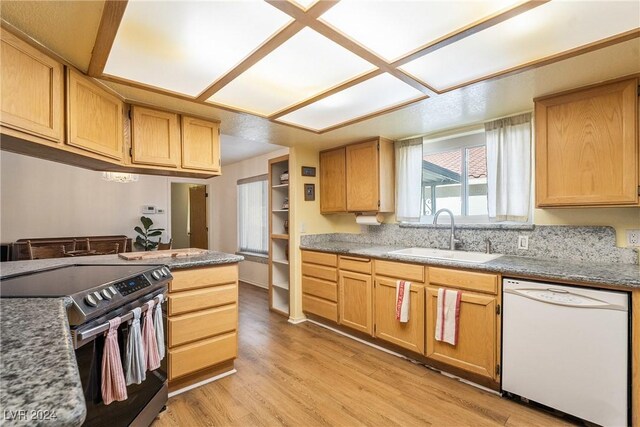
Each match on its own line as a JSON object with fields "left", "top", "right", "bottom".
{"left": 435, "top": 288, "right": 462, "bottom": 345}
{"left": 142, "top": 300, "right": 161, "bottom": 371}
{"left": 154, "top": 295, "right": 165, "bottom": 362}
{"left": 124, "top": 307, "right": 146, "bottom": 385}
{"left": 101, "top": 317, "right": 127, "bottom": 405}
{"left": 395, "top": 280, "right": 411, "bottom": 323}
{"left": 84, "top": 335, "right": 104, "bottom": 404}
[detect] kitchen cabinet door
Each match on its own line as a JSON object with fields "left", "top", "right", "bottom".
{"left": 0, "top": 28, "right": 63, "bottom": 143}
{"left": 181, "top": 116, "right": 221, "bottom": 172}
{"left": 66, "top": 69, "right": 124, "bottom": 161}
{"left": 374, "top": 278, "right": 425, "bottom": 353}
{"left": 346, "top": 140, "right": 379, "bottom": 212}
{"left": 535, "top": 78, "right": 639, "bottom": 206}
{"left": 339, "top": 270, "right": 373, "bottom": 335}
{"left": 131, "top": 105, "right": 180, "bottom": 168}
{"left": 320, "top": 147, "right": 347, "bottom": 213}
{"left": 425, "top": 287, "right": 498, "bottom": 382}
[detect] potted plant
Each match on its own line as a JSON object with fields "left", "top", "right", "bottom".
{"left": 134, "top": 216, "right": 164, "bottom": 251}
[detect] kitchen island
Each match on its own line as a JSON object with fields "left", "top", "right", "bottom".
{"left": 0, "top": 250, "right": 243, "bottom": 426}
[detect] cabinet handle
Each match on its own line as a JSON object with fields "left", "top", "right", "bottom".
{"left": 340, "top": 256, "right": 370, "bottom": 262}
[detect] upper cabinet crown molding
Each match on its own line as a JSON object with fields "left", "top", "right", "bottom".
{"left": 0, "top": 27, "right": 64, "bottom": 143}
{"left": 66, "top": 68, "right": 124, "bottom": 161}
{"left": 535, "top": 77, "right": 639, "bottom": 207}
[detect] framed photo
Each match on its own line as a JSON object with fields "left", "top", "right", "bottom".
{"left": 304, "top": 183, "right": 315, "bottom": 201}
{"left": 301, "top": 166, "right": 316, "bottom": 177}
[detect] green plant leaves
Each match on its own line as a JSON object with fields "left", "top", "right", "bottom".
{"left": 140, "top": 216, "right": 153, "bottom": 230}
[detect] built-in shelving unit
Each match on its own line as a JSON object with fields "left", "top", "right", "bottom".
{"left": 268, "top": 155, "right": 290, "bottom": 316}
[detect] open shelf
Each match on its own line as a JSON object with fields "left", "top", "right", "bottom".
{"left": 269, "top": 154, "right": 290, "bottom": 317}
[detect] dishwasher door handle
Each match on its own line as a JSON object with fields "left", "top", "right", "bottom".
{"left": 504, "top": 288, "right": 627, "bottom": 311}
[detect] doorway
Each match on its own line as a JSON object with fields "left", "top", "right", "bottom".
{"left": 170, "top": 183, "right": 208, "bottom": 249}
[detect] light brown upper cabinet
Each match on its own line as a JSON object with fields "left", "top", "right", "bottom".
{"left": 535, "top": 77, "right": 639, "bottom": 207}
{"left": 319, "top": 147, "right": 347, "bottom": 213}
{"left": 346, "top": 138, "right": 395, "bottom": 212}
{"left": 0, "top": 28, "right": 63, "bottom": 143}
{"left": 66, "top": 69, "right": 124, "bottom": 161}
{"left": 130, "top": 105, "right": 180, "bottom": 168}
{"left": 181, "top": 116, "right": 221, "bottom": 173}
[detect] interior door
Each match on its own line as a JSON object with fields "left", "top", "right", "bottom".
{"left": 189, "top": 186, "right": 208, "bottom": 249}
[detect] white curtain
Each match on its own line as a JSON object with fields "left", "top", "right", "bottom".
{"left": 395, "top": 138, "right": 423, "bottom": 222}
{"left": 485, "top": 113, "right": 532, "bottom": 222}
{"left": 237, "top": 177, "right": 268, "bottom": 254}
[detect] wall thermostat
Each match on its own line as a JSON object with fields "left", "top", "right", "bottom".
{"left": 142, "top": 205, "right": 156, "bottom": 214}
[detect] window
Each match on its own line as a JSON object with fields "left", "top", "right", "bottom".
{"left": 421, "top": 131, "right": 488, "bottom": 221}
{"left": 237, "top": 175, "right": 268, "bottom": 254}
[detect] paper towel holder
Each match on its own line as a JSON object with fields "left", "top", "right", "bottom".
{"left": 355, "top": 213, "right": 384, "bottom": 225}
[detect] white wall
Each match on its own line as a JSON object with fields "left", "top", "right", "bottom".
{"left": 207, "top": 147, "right": 289, "bottom": 287}
{"left": 170, "top": 183, "right": 190, "bottom": 249}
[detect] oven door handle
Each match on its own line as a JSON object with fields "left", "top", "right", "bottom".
{"left": 76, "top": 292, "right": 166, "bottom": 343}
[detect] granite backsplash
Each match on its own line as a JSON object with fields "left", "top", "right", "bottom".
{"left": 301, "top": 224, "right": 639, "bottom": 265}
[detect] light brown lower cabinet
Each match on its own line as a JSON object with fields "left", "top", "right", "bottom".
{"left": 374, "top": 277, "right": 425, "bottom": 353}
{"left": 301, "top": 251, "right": 339, "bottom": 322}
{"left": 167, "top": 264, "right": 238, "bottom": 387}
{"left": 425, "top": 286, "right": 499, "bottom": 381}
{"left": 338, "top": 270, "right": 373, "bottom": 335}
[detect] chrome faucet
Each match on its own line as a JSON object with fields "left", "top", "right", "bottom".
{"left": 433, "top": 208, "right": 461, "bottom": 250}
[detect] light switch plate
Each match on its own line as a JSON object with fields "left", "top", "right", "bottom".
{"left": 627, "top": 230, "right": 640, "bottom": 247}
{"left": 517, "top": 235, "right": 529, "bottom": 250}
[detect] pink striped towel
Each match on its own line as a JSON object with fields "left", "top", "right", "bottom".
{"left": 101, "top": 317, "right": 128, "bottom": 405}
{"left": 395, "top": 280, "right": 411, "bottom": 323}
{"left": 435, "top": 288, "right": 462, "bottom": 346}
{"left": 142, "top": 300, "right": 161, "bottom": 371}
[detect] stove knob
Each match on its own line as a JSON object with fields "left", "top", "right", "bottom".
{"left": 162, "top": 267, "right": 170, "bottom": 276}
{"left": 85, "top": 294, "right": 97, "bottom": 307}
{"left": 101, "top": 289, "right": 113, "bottom": 300}
{"left": 151, "top": 270, "right": 161, "bottom": 280}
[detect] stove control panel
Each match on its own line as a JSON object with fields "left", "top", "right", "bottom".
{"left": 114, "top": 274, "right": 152, "bottom": 296}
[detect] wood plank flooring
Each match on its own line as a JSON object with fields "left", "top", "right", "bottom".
{"left": 154, "top": 283, "right": 573, "bottom": 427}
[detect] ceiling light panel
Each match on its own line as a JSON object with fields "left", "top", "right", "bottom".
{"left": 400, "top": 1, "right": 640, "bottom": 91}
{"left": 291, "top": 0, "right": 319, "bottom": 11}
{"left": 277, "top": 73, "right": 424, "bottom": 131}
{"left": 104, "top": 0, "right": 292, "bottom": 96}
{"left": 208, "top": 28, "right": 376, "bottom": 116}
{"left": 320, "top": 0, "right": 518, "bottom": 62}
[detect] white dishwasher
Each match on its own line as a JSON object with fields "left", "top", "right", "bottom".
{"left": 502, "top": 278, "right": 629, "bottom": 426}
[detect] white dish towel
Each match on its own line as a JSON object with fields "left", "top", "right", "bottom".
{"left": 395, "top": 280, "right": 411, "bottom": 323}
{"left": 435, "top": 288, "right": 462, "bottom": 345}
{"left": 153, "top": 294, "right": 165, "bottom": 361}
{"left": 124, "top": 307, "right": 146, "bottom": 385}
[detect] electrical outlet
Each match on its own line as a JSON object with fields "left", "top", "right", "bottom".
{"left": 627, "top": 230, "right": 640, "bottom": 247}
{"left": 517, "top": 235, "right": 529, "bottom": 250}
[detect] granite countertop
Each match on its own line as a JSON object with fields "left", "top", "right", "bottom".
{"left": 300, "top": 241, "right": 640, "bottom": 289}
{"left": 0, "top": 298, "right": 86, "bottom": 426}
{"left": 0, "top": 249, "right": 242, "bottom": 425}
{"left": 0, "top": 250, "right": 244, "bottom": 279}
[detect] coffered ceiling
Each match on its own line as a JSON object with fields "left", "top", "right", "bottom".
{"left": 1, "top": 0, "right": 639, "bottom": 149}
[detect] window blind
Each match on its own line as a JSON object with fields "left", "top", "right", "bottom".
{"left": 237, "top": 177, "right": 268, "bottom": 254}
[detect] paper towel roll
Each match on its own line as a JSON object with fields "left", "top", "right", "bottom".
{"left": 356, "top": 214, "right": 382, "bottom": 225}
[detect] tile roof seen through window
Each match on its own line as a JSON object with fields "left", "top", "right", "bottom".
{"left": 424, "top": 146, "right": 487, "bottom": 179}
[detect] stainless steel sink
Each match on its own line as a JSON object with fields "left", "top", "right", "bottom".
{"left": 389, "top": 247, "right": 502, "bottom": 264}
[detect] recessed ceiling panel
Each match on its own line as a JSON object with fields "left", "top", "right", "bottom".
{"left": 104, "top": 0, "right": 292, "bottom": 96}
{"left": 277, "top": 73, "right": 425, "bottom": 131}
{"left": 208, "top": 28, "right": 376, "bottom": 116}
{"left": 400, "top": 1, "right": 640, "bottom": 91}
{"left": 291, "top": 0, "right": 319, "bottom": 11}
{"left": 320, "top": 0, "right": 518, "bottom": 62}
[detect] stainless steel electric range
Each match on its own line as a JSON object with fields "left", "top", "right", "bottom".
{"left": 0, "top": 264, "right": 173, "bottom": 427}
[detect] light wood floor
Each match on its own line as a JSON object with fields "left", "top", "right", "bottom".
{"left": 154, "top": 283, "right": 574, "bottom": 427}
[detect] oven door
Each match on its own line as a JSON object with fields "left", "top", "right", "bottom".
{"left": 74, "top": 297, "right": 168, "bottom": 427}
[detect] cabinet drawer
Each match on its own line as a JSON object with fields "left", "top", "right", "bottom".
{"left": 168, "top": 284, "right": 236, "bottom": 315}
{"left": 170, "top": 264, "right": 237, "bottom": 292}
{"left": 339, "top": 256, "right": 372, "bottom": 274}
{"left": 303, "top": 294, "right": 338, "bottom": 322}
{"left": 302, "top": 276, "right": 337, "bottom": 302}
{"left": 168, "top": 304, "right": 237, "bottom": 347}
{"left": 428, "top": 267, "right": 498, "bottom": 295}
{"left": 169, "top": 332, "right": 237, "bottom": 380}
{"left": 301, "top": 250, "right": 337, "bottom": 267}
{"left": 375, "top": 260, "right": 424, "bottom": 282}
{"left": 302, "top": 263, "right": 337, "bottom": 282}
